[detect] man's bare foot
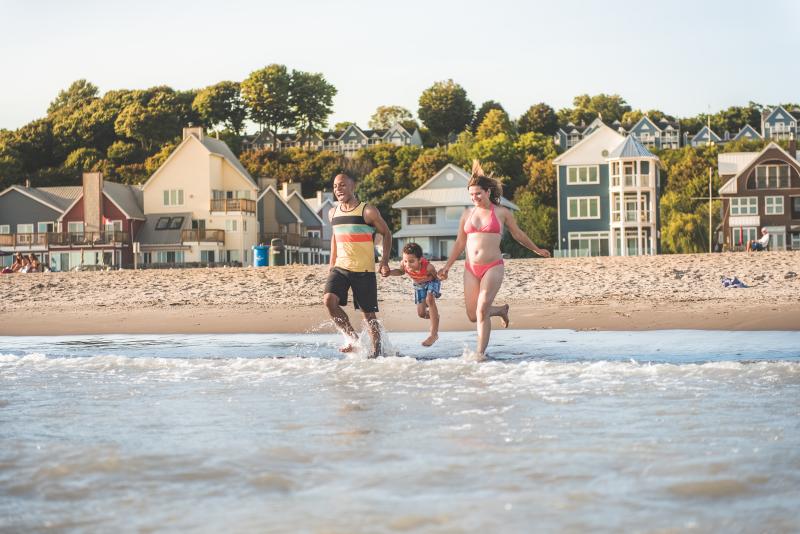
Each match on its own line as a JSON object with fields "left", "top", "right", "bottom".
{"left": 421, "top": 334, "right": 438, "bottom": 347}
{"left": 339, "top": 343, "right": 355, "bottom": 353}
{"left": 499, "top": 304, "right": 510, "bottom": 328}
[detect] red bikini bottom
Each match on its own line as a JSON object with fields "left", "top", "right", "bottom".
{"left": 464, "top": 259, "right": 504, "bottom": 280}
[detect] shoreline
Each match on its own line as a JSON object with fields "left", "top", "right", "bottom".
{"left": 2, "top": 301, "right": 798, "bottom": 336}
{"left": 2, "top": 253, "right": 798, "bottom": 336}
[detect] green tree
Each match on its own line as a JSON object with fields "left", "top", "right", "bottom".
{"left": 408, "top": 147, "right": 452, "bottom": 187}
{"left": 193, "top": 81, "right": 247, "bottom": 135}
{"left": 476, "top": 109, "right": 514, "bottom": 140}
{"left": 522, "top": 156, "right": 557, "bottom": 206}
{"left": 114, "top": 89, "right": 181, "bottom": 152}
{"left": 471, "top": 100, "right": 505, "bottom": 131}
{"left": 290, "top": 70, "right": 337, "bottom": 145}
{"left": 517, "top": 103, "right": 558, "bottom": 135}
{"left": 560, "top": 93, "right": 631, "bottom": 126}
{"left": 64, "top": 147, "right": 103, "bottom": 172}
{"left": 515, "top": 132, "right": 557, "bottom": 161}
{"left": 501, "top": 190, "right": 556, "bottom": 257}
{"left": 418, "top": 79, "right": 475, "bottom": 145}
{"left": 369, "top": 105, "right": 413, "bottom": 130}
{"left": 333, "top": 121, "right": 355, "bottom": 132}
{"left": 107, "top": 140, "right": 141, "bottom": 164}
{"left": 241, "top": 64, "right": 294, "bottom": 141}
{"left": 47, "top": 79, "right": 99, "bottom": 114}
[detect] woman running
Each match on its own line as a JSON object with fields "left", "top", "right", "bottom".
{"left": 438, "top": 161, "right": 550, "bottom": 360}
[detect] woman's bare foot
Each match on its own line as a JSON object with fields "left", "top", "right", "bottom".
{"left": 421, "top": 334, "right": 438, "bottom": 347}
{"left": 499, "top": 304, "right": 510, "bottom": 328}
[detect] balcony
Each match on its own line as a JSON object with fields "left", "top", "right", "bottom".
{"left": 210, "top": 198, "right": 256, "bottom": 214}
{"left": 181, "top": 229, "right": 225, "bottom": 243}
{"left": 0, "top": 233, "right": 49, "bottom": 247}
{"left": 611, "top": 211, "right": 653, "bottom": 223}
{"left": 611, "top": 174, "right": 652, "bottom": 188}
{"left": 47, "top": 231, "right": 130, "bottom": 247}
{"left": 260, "top": 232, "right": 324, "bottom": 249}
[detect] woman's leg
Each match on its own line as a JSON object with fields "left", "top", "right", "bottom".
{"left": 475, "top": 264, "right": 505, "bottom": 357}
{"left": 463, "top": 267, "right": 481, "bottom": 323}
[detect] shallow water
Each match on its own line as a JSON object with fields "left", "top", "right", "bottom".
{"left": 1, "top": 330, "right": 799, "bottom": 533}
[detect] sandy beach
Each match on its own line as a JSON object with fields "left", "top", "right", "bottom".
{"left": 1, "top": 252, "right": 798, "bottom": 335}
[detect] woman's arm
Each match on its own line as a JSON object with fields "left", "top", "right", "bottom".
{"left": 438, "top": 210, "right": 469, "bottom": 280}
{"left": 501, "top": 206, "right": 551, "bottom": 258}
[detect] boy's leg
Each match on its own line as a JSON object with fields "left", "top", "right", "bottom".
{"left": 422, "top": 292, "right": 439, "bottom": 347}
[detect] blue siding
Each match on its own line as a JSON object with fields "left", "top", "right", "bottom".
{"left": 558, "top": 164, "right": 610, "bottom": 236}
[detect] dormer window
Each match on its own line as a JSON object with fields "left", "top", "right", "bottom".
{"left": 754, "top": 164, "right": 790, "bottom": 189}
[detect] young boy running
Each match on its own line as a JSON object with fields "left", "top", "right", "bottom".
{"left": 388, "top": 243, "right": 441, "bottom": 347}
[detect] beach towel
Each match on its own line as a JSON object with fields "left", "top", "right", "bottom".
{"left": 721, "top": 276, "right": 748, "bottom": 289}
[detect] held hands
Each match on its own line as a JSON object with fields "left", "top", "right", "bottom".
{"left": 379, "top": 261, "right": 391, "bottom": 277}
{"left": 437, "top": 267, "right": 450, "bottom": 280}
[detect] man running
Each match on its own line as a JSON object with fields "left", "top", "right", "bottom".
{"left": 323, "top": 173, "right": 392, "bottom": 357}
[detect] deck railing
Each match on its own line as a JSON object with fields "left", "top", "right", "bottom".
{"left": 47, "top": 231, "right": 130, "bottom": 247}
{"left": 180, "top": 229, "right": 225, "bottom": 243}
{"left": 210, "top": 198, "right": 256, "bottom": 214}
{"left": 259, "top": 232, "right": 324, "bottom": 249}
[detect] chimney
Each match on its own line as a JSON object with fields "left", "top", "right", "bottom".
{"left": 282, "top": 181, "right": 302, "bottom": 198}
{"left": 82, "top": 172, "right": 104, "bottom": 233}
{"left": 25, "top": 178, "right": 31, "bottom": 188}
{"left": 258, "top": 177, "right": 278, "bottom": 191}
{"left": 183, "top": 123, "right": 204, "bottom": 141}
{"left": 316, "top": 191, "right": 322, "bottom": 203}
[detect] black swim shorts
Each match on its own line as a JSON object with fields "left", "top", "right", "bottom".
{"left": 324, "top": 267, "right": 379, "bottom": 313}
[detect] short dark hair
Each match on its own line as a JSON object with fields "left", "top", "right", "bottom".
{"left": 334, "top": 173, "right": 355, "bottom": 183}
{"left": 402, "top": 242, "right": 423, "bottom": 258}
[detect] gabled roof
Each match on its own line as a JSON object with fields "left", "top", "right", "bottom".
{"left": 0, "top": 185, "right": 76, "bottom": 212}
{"left": 57, "top": 181, "right": 145, "bottom": 221}
{"left": 608, "top": 135, "right": 658, "bottom": 159}
{"left": 733, "top": 124, "right": 762, "bottom": 140}
{"left": 142, "top": 133, "right": 257, "bottom": 191}
{"left": 719, "top": 142, "right": 800, "bottom": 195}
{"left": 582, "top": 117, "right": 605, "bottom": 136}
{"left": 553, "top": 123, "right": 626, "bottom": 165}
{"left": 383, "top": 123, "right": 411, "bottom": 139}
{"left": 691, "top": 125, "right": 722, "bottom": 145}
{"left": 763, "top": 105, "right": 797, "bottom": 124}
{"left": 286, "top": 190, "right": 325, "bottom": 226}
{"left": 630, "top": 115, "right": 660, "bottom": 133}
{"left": 339, "top": 124, "right": 368, "bottom": 141}
{"left": 37, "top": 186, "right": 83, "bottom": 208}
{"left": 392, "top": 164, "right": 518, "bottom": 210}
{"left": 256, "top": 185, "right": 302, "bottom": 224}
{"left": 717, "top": 152, "right": 759, "bottom": 177}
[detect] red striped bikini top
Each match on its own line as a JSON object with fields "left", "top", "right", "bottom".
{"left": 464, "top": 205, "right": 502, "bottom": 234}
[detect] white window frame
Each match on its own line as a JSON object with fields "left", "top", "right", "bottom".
{"left": 17, "top": 223, "right": 34, "bottom": 234}
{"left": 0, "top": 224, "right": 9, "bottom": 234}
{"left": 731, "top": 227, "right": 758, "bottom": 247}
{"left": 730, "top": 197, "right": 758, "bottom": 216}
{"left": 68, "top": 221, "right": 85, "bottom": 233}
{"left": 567, "top": 196, "right": 601, "bottom": 220}
{"left": 163, "top": 189, "right": 185, "bottom": 206}
{"left": 791, "top": 232, "right": 800, "bottom": 250}
{"left": 765, "top": 196, "right": 784, "bottom": 215}
{"left": 567, "top": 165, "right": 599, "bottom": 185}
{"left": 225, "top": 219, "right": 238, "bottom": 232}
{"left": 755, "top": 165, "right": 791, "bottom": 189}
{"left": 567, "top": 231, "right": 609, "bottom": 257}
{"left": 406, "top": 208, "right": 436, "bottom": 225}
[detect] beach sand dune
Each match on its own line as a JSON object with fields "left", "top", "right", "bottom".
{"left": 1, "top": 252, "right": 797, "bottom": 335}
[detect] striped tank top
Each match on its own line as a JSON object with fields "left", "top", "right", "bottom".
{"left": 331, "top": 201, "right": 375, "bottom": 272}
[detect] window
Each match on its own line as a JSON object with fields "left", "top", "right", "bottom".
{"left": 38, "top": 222, "right": 54, "bottom": 233}
{"left": 243, "top": 220, "right": 247, "bottom": 232}
{"left": 792, "top": 232, "right": 800, "bottom": 250}
{"left": 155, "top": 217, "right": 171, "bottom": 230}
{"left": 792, "top": 197, "right": 800, "bottom": 219}
{"left": 17, "top": 223, "right": 33, "bottom": 234}
{"left": 731, "top": 227, "right": 758, "bottom": 247}
{"left": 567, "top": 166, "right": 599, "bottom": 184}
{"left": 163, "top": 189, "right": 184, "bottom": 206}
{"left": 730, "top": 197, "right": 758, "bottom": 216}
{"left": 225, "top": 219, "right": 238, "bottom": 232}
{"left": 568, "top": 232, "right": 609, "bottom": 257}
{"left": 755, "top": 165, "right": 791, "bottom": 189}
{"left": 445, "top": 207, "right": 465, "bottom": 221}
{"left": 307, "top": 230, "right": 321, "bottom": 238}
{"left": 68, "top": 222, "right": 84, "bottom": 233}
{"left": 104, "top": 220, "right": 122, "bottom": 232}
{"left": 567, "top": 197, "right": 600, "bottom": 219}
{"left": 226, "top": 250, "right": 240, "bottom": 262}
{"left": 201, "top": 250, "right": 215, "bottom": 263}
{"left": 168, "top": 217, "right": 184, "bottom": 230}
{"left": 0, "top": 225, "right": 9, "bottom": 234}
{"left": 406, "top": 208, "right": 436, "bottom": 225}
{"left": 765, "top": 196, "right": 784, "bottom": 215}
{"left": 155, "top": 251, "right": 184, "bottom": 263}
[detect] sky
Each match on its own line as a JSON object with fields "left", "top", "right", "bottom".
{"left": 1, "top": 0, "right": 798, "bottom": 133}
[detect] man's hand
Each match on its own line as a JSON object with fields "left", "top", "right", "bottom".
{"left": 379, "top": 261, "right": 391, "bottom": 277}
{"left": 537, "top": 248, "right": 551, "bottom": 258}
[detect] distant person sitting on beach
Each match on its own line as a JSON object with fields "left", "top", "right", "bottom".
{"left": 388, "top": 242, "right": 441, "bottom": 347}
{"left": 323, "top": 173, "right": 393, "bottom": 358}
{"left": 10, "top": 252, "right": 24, "bottom": 273}
{"left": 28, "top": 254, "right": 41, "bottom": 272}
{"left": 438, "top": 160, "right": 550, "bottom": 360}
{"left": 746, "top": 228, "right": 770, "bottom": 252}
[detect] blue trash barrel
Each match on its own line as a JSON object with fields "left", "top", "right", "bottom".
{"left": 252, "top": 245, "right": 269, "bottom": 267}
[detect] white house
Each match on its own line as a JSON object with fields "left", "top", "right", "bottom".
{"left": 392, "top": 163, "right": 518, "bottom": 259}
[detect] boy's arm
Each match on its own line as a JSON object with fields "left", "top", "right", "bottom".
{"left": 426, "top": 262, "right": 439, "bottom": 279}
{"left": 387, "top": 268, "right": 405, "bottom": 277}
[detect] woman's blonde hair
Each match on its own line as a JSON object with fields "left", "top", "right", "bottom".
{"left": 468, "top": 160, "right": 503, "bottom": 206}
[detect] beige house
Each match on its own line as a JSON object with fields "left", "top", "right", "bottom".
{"left": 139, "top": 127, "right": 259, "bottom": 266}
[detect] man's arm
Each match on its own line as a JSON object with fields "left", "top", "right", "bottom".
{"left": 363, "top": 204, "right": 392, "bottom": 277}
{"left": 328, "top": 206, "right": 337, "bottom": 268}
